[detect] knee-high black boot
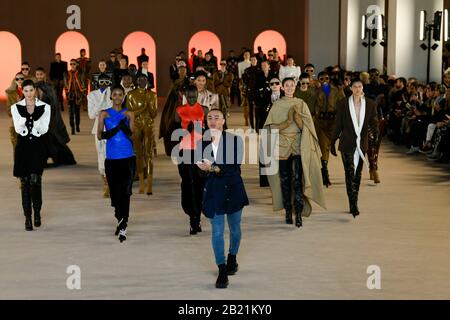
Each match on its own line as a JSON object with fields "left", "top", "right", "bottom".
{"left": 20, "top": 177, "right": 33, "bottom": 231}
{"left": 293, "top": 156, "right": 304, "bottom": 228}
{"left": 30, "top": 174, "right": 42, "bottom": 227}
{"left": 321, "top": 160, "right": 331, "bottom": 187}
{"left": 351, "top": 164, "right": 363, "bottom": 217}
{"left": 342, "top": 154, "right": 357, "bottom": 216}
{"left": 279, "top": 159, "right": 293, "bottom": 224}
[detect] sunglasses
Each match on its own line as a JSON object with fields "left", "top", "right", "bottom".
{"left": 305, "top": 69, "right": 314, "bottom": 73}
{"left": 16, "top": 77, "right": 25, "bottom": 81}
{"left": 270, "top": 82, "right": 280, "bottom": 86}
{"left": 21, "top": 67, "right": 30, "bottom": 71}
{"left": 300, "top": 82, "right": 309, "bottom": 85}
{"left": 99, "top": 80, "right": 112, "bottom": 85}
{"left": 70, "top": 63, "right": 77, "bottom": 66}
{"left": 319, "top": 77, "right": 330, "bottom": 81}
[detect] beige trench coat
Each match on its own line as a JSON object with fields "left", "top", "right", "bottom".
{"left": 262, "top": 97, "right": 326, "bottom": 216}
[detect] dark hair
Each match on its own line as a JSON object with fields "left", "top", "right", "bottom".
{"left": 98, "top": 59, "right": 106, "bottom": 63}
{"left": 137, "top": 73, "right": 148, "bottom": 80}
{"left": 350, "top": 78, "right": 364, "bottom": 87}
{"left": 186, "top": 85, "right": 198, "bottom": 93}
{"left": 282, "top": 77, "right": 296, "bottom": 86}
{"left": 22, "top": 79, "right": 36, "bottom": 89}
{"left": 111, "top": 85, "right": 125, "bottom": 94}
{"left": 397, "top": 77, "right": 407, "bottom": 87}
{"left": 129, "top": 64, "right": 137, "bottom": 69}
{"left": 251, "top": 54, "right": 258, "bottom": 59}
{"left": 55, "top": 53, "right": 61, "bottom": 56}
{"left": 193, "top": 70, "right": 208, "bottom": 79}
{"left": 22, "top": 61, "right": 30, "bottom": 67}
{"left": 80, "top": 48, "right": 86, "bottom": 53}
{"left": 36, "top": 67, "right": 45, "bottom": 73}
{"left": 207, "top": 108, "right": 226, "bottom": 118}
{"left": 299, "top": 72, "right": 310, "bottom": 80}
{"left": 98, "top": 73, "right": 112, "bottom": 81}
{"left": 70, "top": 59, "right": 77, "bottom": 63}
{"left": 244, "top": 49, "right": 252, "bottom": 54}
{"left": 318, "top": 71, "right": 329, "bottom": 78}
{"left": 286, "top": 55, "right": 294, "bottom": 60}
{"left": 304, "top": 63, "right": 315, "bottom": 69}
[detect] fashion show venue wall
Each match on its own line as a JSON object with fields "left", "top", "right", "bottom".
{"left": 0, "top": 0, "right": 308, "bottom": 98}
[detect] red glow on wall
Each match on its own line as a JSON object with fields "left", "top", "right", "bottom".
{"left": 254, "top": 30, "right": 287, "bottom": 61}
{"left": 0, "top": 31, "right": 21, "bottom": 101}
{"left": 123, "top": 31, "right": 157, "bottom": 91}
{"left": 188, "top": 31, "right": 222, "bottom": 69}
{"left": 55, "top": 31, "right": 90, "bottom": 62}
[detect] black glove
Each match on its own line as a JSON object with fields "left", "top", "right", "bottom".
{"left": 330, "top": 141, "right": 337, "bottom": 157}
{"left": 120, "top": 122, "right": 132, "bottom": 139}
{"left": 101, "top": 125, "right": 120, "bottom": 140}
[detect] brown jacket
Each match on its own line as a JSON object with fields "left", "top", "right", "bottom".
{"left": 332, "top": 97, "right": 379, "bottom": 154}
{"left": 313, "top": 84, "right": 345, "bottom": 115}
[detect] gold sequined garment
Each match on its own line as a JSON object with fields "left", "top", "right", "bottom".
{"left": 126, "top": 88, "right": 158, "bottom": 128}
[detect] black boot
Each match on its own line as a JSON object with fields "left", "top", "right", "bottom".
{"left": 216, "top": 264, "right": 229, "bottom": 289}
{"left": 226, "top": 254, "right": 239, "bottom": 275}
{"left": 279, "top": 159, "right": 293, "bottom": 225}
{"left": 321, "top": 160, "right": 331, "bottom": 187}
{"left": 295, "top": 212, "right": 303, "bottom": 228}
{"left": 30, "top": 174, "right": 42, "bottom": 227}
{"left": 285, "top": 209, "right": 293, "bottom": 224}
{"left": 21, "top": 177, "right": 33, "bottom": 231}
{"left": 293, "top": 156, "right": 304, "bottom": 228}
{"left": 351, "top": 166, "right": 362, "bottom": 218}
{"left": 117, "top": 218, "right": 127, "bottom": 242}
{"left": 71, "top": 127, "right": 75, "bottom": 135}
{"left": 189, "top": 217, "right": 199, "bottom": 235}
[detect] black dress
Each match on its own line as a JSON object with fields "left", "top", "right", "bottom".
{"left": 12, "top": 100, "right": 50, "bottom": 178}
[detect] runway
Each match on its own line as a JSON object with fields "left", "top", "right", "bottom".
{"left": 0, "top": 103, "right": 449, "bottom": 299}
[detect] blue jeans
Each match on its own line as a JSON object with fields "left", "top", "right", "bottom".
{"left": 209, "top": 210, "right": 243, "bottom": 266}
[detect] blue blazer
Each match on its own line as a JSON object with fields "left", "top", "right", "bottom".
{"left": 202, "top": 131, "right": 249, "bottom": 218}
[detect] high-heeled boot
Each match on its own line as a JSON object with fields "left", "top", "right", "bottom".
{"left": 321, "top": 160, "right": 331, "bottom": 187}
{"left": 30, "top": 174, "right": 42, "bottom": 228}
{"left": 279, "top": 165, "right": 293, "bottom": 225}
{"left": 21, "top": 177, "right": 33, "bottom": 231}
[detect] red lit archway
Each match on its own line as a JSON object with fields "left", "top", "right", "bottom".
{"left": 254, "top": 30, "right": 287, "bottom": 62}
{"left": 123, "top": 31, "right": 157, "bottom": 91}
{"left": 0, "top": 31, "right": 22, "bottom": 101}
{"left": 55, "top": 31, "right": 90, "bottom": 62}
{"left": 188, "top": 31, "right": 222, "bottom": 70}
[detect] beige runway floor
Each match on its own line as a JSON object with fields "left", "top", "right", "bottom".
{"left": 0, "top": 102, "right": 449, "bottom": 300}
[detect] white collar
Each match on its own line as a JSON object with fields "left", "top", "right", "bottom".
{"left": 17, "top": 98, "right": 45, "bottom": 107}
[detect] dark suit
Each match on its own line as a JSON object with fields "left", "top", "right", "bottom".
{"left": 332, "top": 96, "right": 379, "bottom": 214}
{"left": 202, "top": 131, "right": 249, "bottom": 218}
{"left": 332, "top": 97, "right": 379, "bottom": 154}
{"left": 136, "top": 69, "right": 155, "bottom": 90}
